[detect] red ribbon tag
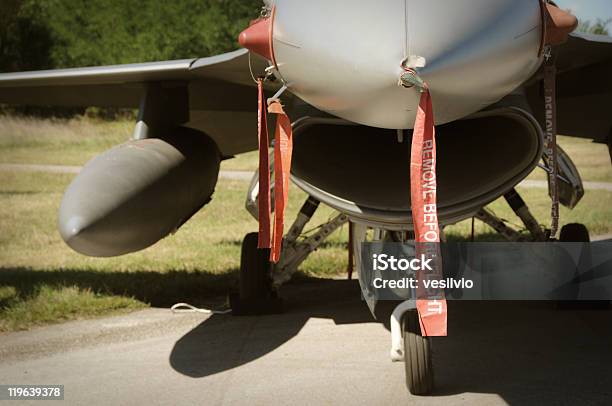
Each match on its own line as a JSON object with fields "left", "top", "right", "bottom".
{"left": 268, "top": 100, "right": 293, "bottom": 263}
{"left": 410, "top": 88, "right": 448, "bottom": 337}
{"left": 257, "top": 78, "right": 271, "bottom": 248}
{"left": 256, "top": 80, "right": 293, "bottom": 263}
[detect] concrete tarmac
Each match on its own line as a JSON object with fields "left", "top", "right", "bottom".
{"left": 0, "top": 279, "right": 611, "bottom": 405}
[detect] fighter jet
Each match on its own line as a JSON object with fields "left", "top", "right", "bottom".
{"left": 1, "top": 0, "right": 611, "bottom": 395}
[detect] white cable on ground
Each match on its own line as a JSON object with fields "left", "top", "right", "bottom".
{"left": 170, "top": 303, "right": 232, "bottom": 314}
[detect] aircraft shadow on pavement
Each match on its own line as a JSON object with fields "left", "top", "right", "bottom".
{"left": 431, "top": 301, "right": 612, "bottom": 403}
{"left": 170, "top": 283, "right": 612, "bottom": 404}
{"left": 169, "top": 278, "right": 386, "bottom": 378}
{"left": 3, "top": 266, "right": 609, "bottom": 402}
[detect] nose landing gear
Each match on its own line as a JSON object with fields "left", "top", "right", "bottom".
{"left": 229, "top": 232, "right": 283, "bottom": 315}
{"left": 403, "top": 310, "right": 434, "bottom": 395}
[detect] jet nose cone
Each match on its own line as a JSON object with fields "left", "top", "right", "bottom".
{"left": 545, "top": 3, "right": 578, "bottom": 45}
{"left": 238, "top": 16, "right": 274, "bottom": 62}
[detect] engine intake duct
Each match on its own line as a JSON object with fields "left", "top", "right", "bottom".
{"left": 291, "top": 108, "right": 542, "bottom": 227}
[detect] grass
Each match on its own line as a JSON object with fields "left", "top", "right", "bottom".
{"left": 0, "top": 285, "right": 144, "bottom": 332}
{"left": 2, "top": 116, "right": 609, "bottom": 181}
{"left": 445, "top": 187, "right": 612, "bottom": 240}
{"left": 0, "top": 169, "right": 347, "bottom": 331}
{"left": 524, "top": 135, "right": 612, "bottom": 183}
{"left": 0, "top": 115, "right": 610, "bottom": 331}
{"left": 0, "top": 116, "right": 131, "bottom": 166}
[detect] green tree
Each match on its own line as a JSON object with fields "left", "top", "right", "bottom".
{"left": 1, "top": 0, "right": 261, "bottom": 71}
{"left": 42, "top": 0, "right": 261, "bottom": 68}
{"left": 1, "top": 0, "right": 261, "bottom": 117}
{"left": 0, "top": 0, "right": 53, "bottom": 72}
{"left": 578, "top": 18, "right": 611, "bottom": 36}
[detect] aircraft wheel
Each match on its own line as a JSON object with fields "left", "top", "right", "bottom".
{"left": 403, "top": 310, "right": 434, "bottom": 395}
{"left": 559, "top": 223, "right": 589, "bottom": 242}
{"left": 558, "top": 223, "right": 610, "bottom": 309}
{"left": 229, "top": 232, "right": 283, "bottom": 315}
{"left": 239, "top": 232, "right": 272, "bottom": 300}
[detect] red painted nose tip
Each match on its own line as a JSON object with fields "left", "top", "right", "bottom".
{"left": 545, "top": 3, "right": 578, "bottom": 45}
{"left": 238, "top": 17, "right": 274, "bottom": 62}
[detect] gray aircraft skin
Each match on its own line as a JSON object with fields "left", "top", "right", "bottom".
{"left": 0, "top": 1, "right": 610, "bottom": 256}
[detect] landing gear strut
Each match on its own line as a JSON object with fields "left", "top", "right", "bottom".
{"left": 353, "top": 225, "right": 437, "bottom": 395}
{"left": 235, "top": 180, "right": 348, "bottom": 314}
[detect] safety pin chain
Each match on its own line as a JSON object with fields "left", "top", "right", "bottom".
{"left": 543, "top": 45, "right": 552, "bottom": 61}
{"left": 260, "top": 5, "right": 272, "bottom": 19}
{"left": 398, "top": 68, "right": 427, "bottom": 93}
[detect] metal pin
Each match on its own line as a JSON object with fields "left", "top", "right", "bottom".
{"left": 397, "top": 129, "right": 404, "bottom": 143}
{"left": 267, "top": 84, "right": 288, "bottom": 105}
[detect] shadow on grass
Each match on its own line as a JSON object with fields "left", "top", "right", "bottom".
{"left": 214, "top": 239, "right": 243, "bottom": 247}
{"left": 0, "top": 233, "right": 527, "bottom": 311}
{"left": 214, "top": 238, "right": 353, "bottom": 252}
{"left": 445, "top": 231, "right": 524, "bottom": 242}
{"left": 0, "top": 267, "right": 240, "bottom": 308}
{"left": 0, "top": 293, "right": 16, "bottom": 309}
{"left": 0, "top": 191, "right": 42, "bottom": 195}
{"left": 216, "top": 232, "right": 512, "bottom": 249}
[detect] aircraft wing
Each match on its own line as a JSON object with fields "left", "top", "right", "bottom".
{"left": 0, "top": 49, "right": 271, "bottom": 155}
{"left": 2, "top": 33, "right": 612, "bottom": 150}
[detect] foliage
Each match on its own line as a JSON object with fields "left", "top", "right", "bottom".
{"left": 0, "top": 0, "right": 261, "bottom": 72}
{"left": 0, "top": 0, "right": 53, "bottom": 72}
{"left": 577, "top": 18, "right": 611, "bottom": 36}
{"left": 0, "top": 0, "right": 261, "bottom": 117}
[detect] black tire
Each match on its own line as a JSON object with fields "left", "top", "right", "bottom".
{"left": 557, "top": 224, "right": 609, "bottom": 309}
{"left": 560, "top": 223, "right": 590, "bottom": 295}
{"left": 403, "top": 310, "right": 434, "bottom": 395}
{"left": 239, "top": 232, "right": 273, "bottom": 301}
{"left": 559, "top": 223, "right": 590, "bottom": 302}
{"left": 559, "top": 223, "right": 590, "bottom": 242}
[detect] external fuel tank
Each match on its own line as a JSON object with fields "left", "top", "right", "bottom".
{"left": 58, "top": 128, "right": 220, "bottom": 257}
